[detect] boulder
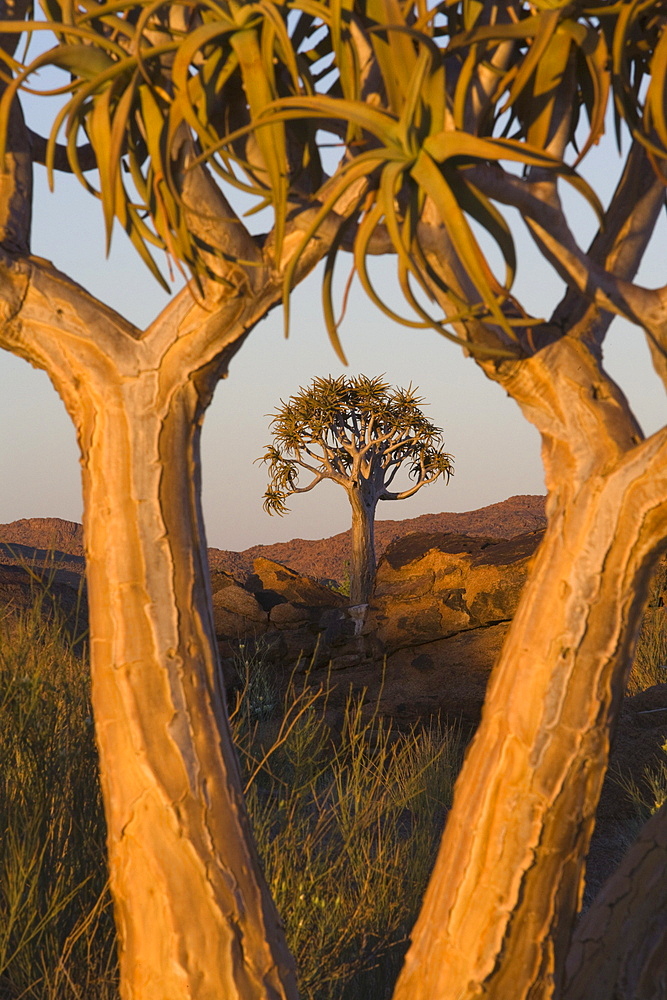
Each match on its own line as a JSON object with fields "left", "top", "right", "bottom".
{"left": 0, "top": 563, "right": 87, "bottom": 633}
{"left": 368, "top": 530, "right": 542, "bottom": 653}
{"left": 249, "top": 557, "right": 346, "bottom": 609}
{"left": 378, "top": 622, "right": 510, "bottom": 725}
{"left": 211, "top": 581, "right": 268, "bottom": 640}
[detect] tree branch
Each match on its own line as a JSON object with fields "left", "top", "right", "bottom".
{"left": 468, "top": 162, "right": 666, "bottom": 336}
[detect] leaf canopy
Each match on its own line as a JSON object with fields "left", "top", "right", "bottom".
{"left": 260, "top": 374, "right": 454, "bottom": 514}
{"left": 0, "top": 1, "right": 665, "bottom": 349}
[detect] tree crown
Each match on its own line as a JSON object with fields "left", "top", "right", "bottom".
{"left": 2, "top": 1, "right": 665, "bottom": 361}
{"left": 261, "top": 374, "right": 454, "bottom": 515}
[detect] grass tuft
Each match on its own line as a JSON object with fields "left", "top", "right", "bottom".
{"left": 230, "top": 654, "right": 460, "bottom": 1000}
{"left": 0, "top": 595, "right": 117, "bottom": 1000}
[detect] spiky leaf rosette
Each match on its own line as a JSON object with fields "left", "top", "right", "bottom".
{"left": 0, "top": 0, "right": 323, "bottom": 285}
{"left": 1, "top": 2, "right": 665, "bottom": 349}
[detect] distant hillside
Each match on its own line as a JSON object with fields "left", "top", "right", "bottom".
{"left": 222, "top": 494, "right": 546, "bottom": 582}
{"left": 0, "top": 517, "right": 84, "bottom": 555}
{"left": 0, "top": 495, "right": 547, "bottom": 583}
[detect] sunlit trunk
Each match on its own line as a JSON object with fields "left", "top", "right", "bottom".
{"left": 393, "top": 336, "right": 667, "bottom": 1000}
{"left": 76, "top": 364, "right": 298, "bottom": 1000}
{"left": 347, "top": 486, "right": 376, "bottom": 605}
{"left": 0, "top": 247, "right": 300, "bottom": 1000}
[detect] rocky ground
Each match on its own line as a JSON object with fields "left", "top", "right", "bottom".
{"left": 1, "top": 494, "right": 665, "bottom": 907}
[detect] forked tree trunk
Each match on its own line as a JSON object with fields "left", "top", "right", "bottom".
{"left": 0, "top": 256, "right": 300, "bottom": 1000}
{"left": 393, "top": 336, "right": 667, "bottom": 1000}
{"left": 347, "top": 486, "right": 377, "bottom": 605}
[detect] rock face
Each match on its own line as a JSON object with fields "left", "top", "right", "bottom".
{"left": 368, "top": 530, "right": 542, "bottom": 653}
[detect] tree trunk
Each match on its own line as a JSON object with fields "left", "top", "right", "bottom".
{"left": 79, "top": 375, "right": 297, "bottom": 1000}
{"left": 347, "top": 486, "right": 377, "bottom": 605}
{"left": 0, "top": 256, "right": 300, "bottom": 1000}
{"left": 393, "top": 336, "right": 667, "bottom": 1000}
{"left": 563, "top": 802, "right": 667, "bottom": 1000}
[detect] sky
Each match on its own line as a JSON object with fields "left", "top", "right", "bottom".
{"left": 1, "top": 104, "right": 666, "bottom": 552}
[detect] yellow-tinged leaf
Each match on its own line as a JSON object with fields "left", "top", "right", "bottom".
{"left": 645, "top": 26, "right": 667, "bottom": 154}
{"left": 411, "top": 150, "right": 513, "bottom": 336}
{"left": 451, "top": 174, "right": 517, "bottom": 291}
{"left": 572, "top": 25, "right": 610, "bottom": 164}
{"left": 366, "top": 0, "right": 420, "bottom": 113}
{"left": 353, "top": 200, "right": 430, "bottom": 330}
{"left": 86, "top": 85, "right": 116, "bottom": 250}
{"left": 525, "top": 26, "right": 573, "bottom": 151}
{"left": 423, "top": 131, "right": 606, "bottom": 225}
{"left": 500, "top": 8, "right": 562, "bottom": 114}
{"left": 281, "top": 154, "right": 383, "bottom": 336}
{"left": 231, "top": 26, "right": 288, "bottom": 254}
{"left": 44, "top": 42, "right": 116, "bottom": 80}
{"left": 396, "top": 44, "right": 434, "bottom": 151}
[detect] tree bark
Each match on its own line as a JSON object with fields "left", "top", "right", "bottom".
{"left": 393, "top": 335, "right": 667, "bottom": 1000}
{"left": 80, "top": 378, "right": 298, "bottom": 1000}
{"left": 0, "top": 255, "right": 300, "bottom": 1000}
{"left": 563, "top": 803, "right": 667, "bottom": 1000}
{"left": 347, "top": 485, "right": 377, "bottom": 605}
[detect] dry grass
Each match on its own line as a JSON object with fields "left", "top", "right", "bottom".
{"left": 627, "top": 607, "right": 667, "bottom": 695}
{"left": 231, "top": 654, "right": 461, "bottom": 1000}
{"left": 0, "top": 595, "right": 117, "bottom": 1000}
{"left": 1, "top": 598, "right": 461, "bottom": 1000}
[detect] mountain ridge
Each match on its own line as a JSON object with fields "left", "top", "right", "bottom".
{"left": 0, "top": 494, "right": 547, "bottom": 583}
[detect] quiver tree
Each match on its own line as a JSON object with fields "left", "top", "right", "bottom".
{"left": 2, "top": 1, "right": 667, "bottom": 999}
{"left": 261, "top": 375, "right": 453, "bottom": 604}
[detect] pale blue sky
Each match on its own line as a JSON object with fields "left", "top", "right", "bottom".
{"left": 1, "top": 116, "right": 665, "bottom": 551}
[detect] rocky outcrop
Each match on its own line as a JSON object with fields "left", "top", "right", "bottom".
{"left": 215, "top": 559, "right": 360, "bottom": 679}
{"left": 228, "top": 494, "right": 547, "bottom": 582}
{"left": 368, "top": 530, "right": 542, "bottom": 654}
{"left": 249, "top": 558, "right": 347, "bottom": 610}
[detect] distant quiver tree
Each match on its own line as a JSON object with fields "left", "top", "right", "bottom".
{"left": 261, "top": 375, "right": 453, "bottom": 605}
